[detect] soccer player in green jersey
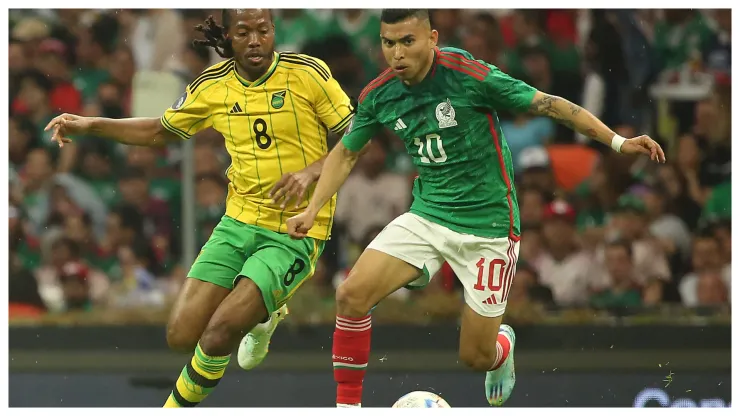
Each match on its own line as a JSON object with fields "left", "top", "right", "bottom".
{"left": 287, "top": 9, "right": 665, "bottom": 407}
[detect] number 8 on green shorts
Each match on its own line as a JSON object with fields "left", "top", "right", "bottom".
{"left": 188, "top": 215, "right": 325, "bottom": 314}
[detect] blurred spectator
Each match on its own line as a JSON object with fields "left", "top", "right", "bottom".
{"left": 36, "top": 38, "right": 83, "bottom": 114}
{"left": 193, "top": 144, "right": 227, "bottom": 176}
{"left": 508, "top": 261, "right": 554, "bottom": 306}
{"left": 463, "top": 12, "right": 505, "bottom": 68}
{"left": 581, "top": 11, "right": 630, "bottom": 130}
{"left": 73, "top": 18, "right": 115, "bottom": 102}
{"left": 679, "top": 234, "right": 731, "bottom": 307}
{"left": 592, "top": 195, "right": 671, "bottom": 291}
{"left": 303, "top": 35, "right": 366, "bottom": 95}
{"left": 9, "top": 116, "right": 39, "bottom": 169}
{"left": 518, "top": 187, "right": 547, "bottom": 228}
{"left": 9, "top": 39, "right": 30, "bottom": 101}
{"left": 35, "top": 237, "right": 109, "bottom": 313}
{"left": 537, "top": 200, "right": 594, "bottom": 306}
{"left": 695, "top": 270, "right": 729, "bottom": 307}
{"left": 329, "top": 10, "right": 382, "bottom": 84}
{"left": 431, "top": 10, "right": 462, "bottom": 47}
{"left": 590, "top": 240, "right": 643, "bottom": 309}
{"left": 654, "top": 163, "right": 703, "bottom": 230}
{"left": 14, "top": 70, "right": 55, "bottom": 138}
{"left": 179, "top": 43, "right": 212, "bottom": 82}
{"left": 78, "top": 141, "right": 118, "bottom": 206}
{"left": 109, "top": 242, "right": 165, "bottom": 308}
{"left": 125, "top": 10, "right": 185, "bottom": 72}
{"left": 503, "top": 113, "right": 554, "bottom": 172}
{"left": 642, "top": 184, "right": 693, "bottom": 274}
{"left": 273, "top": 9, "right": 327, "bottom": 53}
{"left": 516, "top": 146, "right": 557, "bottom": 197}
{"left": 653, "top": 10, "right": 714, "bottom": 72}
{"left": 117, "top": 168, "right": 172, "bottom": 241}
{"left": 703, "top": 9, "right": 731, "bottom": 76}
{"left": 518, "top": 225, "right": 547, "bottom": 272}
{"left": 195, "top": 174, "right": 228, "bottom": 247}
{"left": 335, "top": 139, "right": 411, "bottom": 246}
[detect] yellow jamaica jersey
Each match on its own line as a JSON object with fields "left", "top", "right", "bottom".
{"left": 160, "top": 53, "right": 353, "bottom": 240}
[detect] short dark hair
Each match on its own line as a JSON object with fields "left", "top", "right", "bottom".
{"left": 53, "top": 237, "right": 82, "bottom": 258}
{"left": 20, "top": 70, "right": 53, "bottom": 94}
{"left": 606, "top": 239, "right": 633, "bottom": 260}
{"left": 380, "top": 9, "right": 430, "bottom": 25}
{"left": 112, "top": 204, "right": 144, "bottom": 235}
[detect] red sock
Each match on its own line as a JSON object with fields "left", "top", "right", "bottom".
{"left": 490, "top": 332, "right": 512, "bottom": 370}
{"left": 333, "top": 315, "right": 371, "bottom": 405}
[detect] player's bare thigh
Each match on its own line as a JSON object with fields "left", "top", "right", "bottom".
{"left": 336, "top": 249, "right": 422, "bottom": 317}
{"left": 458, "top": 305, "right": 504, "bottom": 371}
{"left": 166, "top": 278, "right": 230, "bottom": 353}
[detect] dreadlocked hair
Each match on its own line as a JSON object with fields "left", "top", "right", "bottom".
{"left": 193, "top": 11, "right": 234, "bottom": 58}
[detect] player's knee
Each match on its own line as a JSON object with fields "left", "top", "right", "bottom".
{"left": 335, "top": 280, "right": 372, "bottom": 317}
{"left": 459, "top": 347, "right": 496, "bottom": 372}
{"left": 198, "top": 321, "right": 234, "bottom": 357}
{"left": 166, "top": 324, "right": 198, "bottom": 353}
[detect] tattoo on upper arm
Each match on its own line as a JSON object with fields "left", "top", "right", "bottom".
{"left": 529, "top": 93, "right": 587, "bottom": 133}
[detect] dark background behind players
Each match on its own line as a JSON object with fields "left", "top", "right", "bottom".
{"left": 8, "top": 9, "right": 730, "bottom": 407}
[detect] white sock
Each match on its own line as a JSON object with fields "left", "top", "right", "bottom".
{"left": 337, "top": 403, "right": 361, "bottom": 408}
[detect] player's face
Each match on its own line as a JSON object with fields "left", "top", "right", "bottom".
{"left": 229, "top": 9, "right": 275, "bottom": 79}
{"left": 380, "top": 17, "right": 438, "bottom": 84}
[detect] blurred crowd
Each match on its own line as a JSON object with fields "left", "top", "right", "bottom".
{"left": 8, "top": 9, "right": 731, "bottom": 320}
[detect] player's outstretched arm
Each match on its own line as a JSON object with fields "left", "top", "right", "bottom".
{"left": 286, "top": 142, "right": 360, "bottom": 238}
{"left": 527, "top": 91, "right": 666, "bottom": 162}
{"left": 45, "top": 114, "right": 180, "bottom": 148}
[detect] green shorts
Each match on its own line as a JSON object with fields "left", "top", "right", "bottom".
{"left": 188, "top": 215, "right": 325, "bottom": 314}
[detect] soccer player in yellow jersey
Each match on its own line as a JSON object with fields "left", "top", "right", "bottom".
{"left": 45, "top": 9, "right": 354, "bottom": 407}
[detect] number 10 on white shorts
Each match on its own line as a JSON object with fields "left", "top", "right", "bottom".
{"left": 367, "top": 213, "right": 520, "bottom": 317}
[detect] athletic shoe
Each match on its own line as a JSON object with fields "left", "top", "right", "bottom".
{"left": 237, "top": 304, "right": 289, "bottom": 370}
{"left": 485, "top": 324, "right": 516, "bottom": 406}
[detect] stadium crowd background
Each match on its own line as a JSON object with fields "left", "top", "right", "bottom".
{"left": 8, "top": 9, "right": 731, "bottom": 324}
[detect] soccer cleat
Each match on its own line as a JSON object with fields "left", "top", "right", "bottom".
{"left": 485, "top": 324, "right": 516, "bottom": 406}
{"left": 237, "top": 304, "right": 289, "bottom": 370}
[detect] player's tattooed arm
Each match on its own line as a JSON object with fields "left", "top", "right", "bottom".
{"left": 527, "top": 91, "right": 615, "bottom": 148}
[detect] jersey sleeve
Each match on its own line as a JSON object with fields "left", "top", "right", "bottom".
{"left": 340, "top": 97, "right": 381, "bottom": 152}
{"left": 160, "top": 86, "right": 213, "bottom": 140}
{"left": 308, "top": 59, "right": 355, "bottom": 135}
{"left": 470, "top": 64, "right": 537, "bottom": 113}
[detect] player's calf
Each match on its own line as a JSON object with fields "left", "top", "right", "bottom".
{"left": 164, "top": 278, "right": 268, "bottom": 408}
{"left": 332, "top": 249, "right": 423, "bottom": 407}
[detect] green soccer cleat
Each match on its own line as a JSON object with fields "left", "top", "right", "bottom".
{"left": 237, "top": 304, "right": 289, "bottom": 370}
{"left": 485, "top": 324, "right": 516, "bottom": 406}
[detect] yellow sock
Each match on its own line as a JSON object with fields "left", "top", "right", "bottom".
{"left": 163, "top": 343, "right": 231, "bottom": 407}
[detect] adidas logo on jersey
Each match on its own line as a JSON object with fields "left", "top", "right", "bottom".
{"left": 394, "top": 118, "right": 407, "bottom": 131}
{"left": 230, "top": 102, "right": 243, "bottom": 114}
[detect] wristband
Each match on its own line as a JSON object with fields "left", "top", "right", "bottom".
{"left": 611, "top": 134, "right": 626, "bottom": 153}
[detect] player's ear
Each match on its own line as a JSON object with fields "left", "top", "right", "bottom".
{"left": 429, "top": 29, "right": 439, "bottom": 48}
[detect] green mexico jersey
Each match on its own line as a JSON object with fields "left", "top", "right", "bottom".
{"left": 342, "top": 47, "right": 536, "bottom": 239}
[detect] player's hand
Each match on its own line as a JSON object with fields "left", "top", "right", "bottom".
{"left": 44, "top": 113, "right": 92, "bottom": 148}
{"left": 620, "top": 135, "right": 666, "bottom": 163}
{"left": 286, "top": 211, "right": 316, "bottom": 239}
{"left": 269, "top": 170, "right": 317, "bottom": 209}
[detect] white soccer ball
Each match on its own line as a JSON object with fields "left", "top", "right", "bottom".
{"left": 392, "top": 391, "right": 451, "bottom": 408}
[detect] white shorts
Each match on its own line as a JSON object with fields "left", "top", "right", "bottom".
{"left": 367, "top": 212, "right": 520, "bottom": 318}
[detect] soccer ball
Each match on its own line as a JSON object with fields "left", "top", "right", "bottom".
{"left": 392, "top": 391, "right": 451, "bottom": 408}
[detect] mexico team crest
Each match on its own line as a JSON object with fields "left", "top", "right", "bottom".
{"left": 271, "top": 90, "right": 287, "bottom": 109}
{"left": 436, "top": 98, "right": 457, "bottom": 129}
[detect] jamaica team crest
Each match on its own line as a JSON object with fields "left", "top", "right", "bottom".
{"left": 271, "top": 90, "right": 287, "bottom": 109}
